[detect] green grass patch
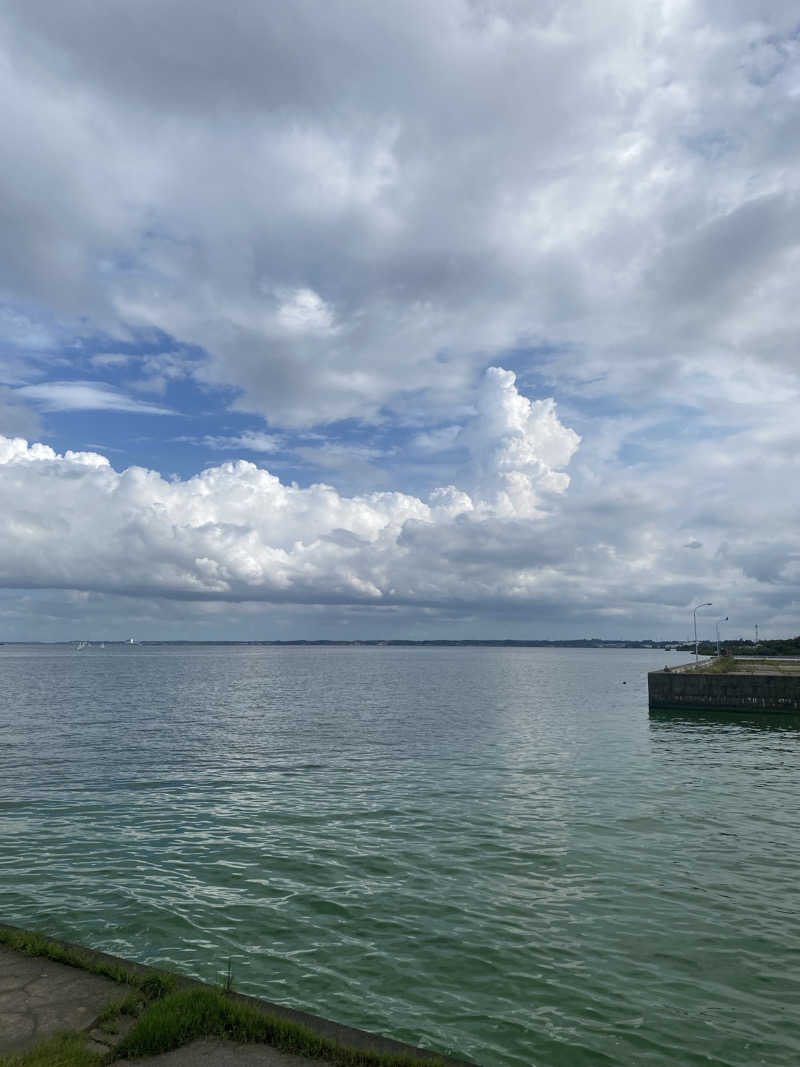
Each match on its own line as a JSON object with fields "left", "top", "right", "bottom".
{"left": 0, "top": 927, "right": 133, "bottom": 987}
{"left": 0, "top": 1032, "right": 104, "bottom": 1067}
{"left": 95, "top": 989, "right": 146, "bottom": 1032}
{"left": 0, "top": 926, "right": 176, "bottom": 999}
{"left": 117, "top": 987, "right": 444, "bottom": 1066}
{"left": 695, "top": 655, "right": 738, "bottom": 674}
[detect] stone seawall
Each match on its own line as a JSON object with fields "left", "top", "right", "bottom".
{"left": 648, "top": 667, "right": 800, "bottom": 712}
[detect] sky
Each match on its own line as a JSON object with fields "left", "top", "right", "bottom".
{"left": 1, "top": 0, "right": 799, "bottom": 642}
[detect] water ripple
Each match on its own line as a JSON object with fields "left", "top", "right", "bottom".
{"left": 2, "top": 645, "right": 799, "bottom": 1066}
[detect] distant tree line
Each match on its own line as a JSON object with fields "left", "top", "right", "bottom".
{"left": 689, "top": 635, "right": 800, "bottom": 657}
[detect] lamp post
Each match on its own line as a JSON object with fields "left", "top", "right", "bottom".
{"left": 693, "top": 602, "right": 712, "bottom": 664}
{"left": 716, "top": 616, "right": 728, "bottom": 657}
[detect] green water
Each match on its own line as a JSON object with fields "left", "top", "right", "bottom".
{"left": 1, "top": 645, "right": 798, "bottom": 1065}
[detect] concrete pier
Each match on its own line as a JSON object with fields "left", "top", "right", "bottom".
{"left": 648, "top": 659, "right": 800, "bottom": 713}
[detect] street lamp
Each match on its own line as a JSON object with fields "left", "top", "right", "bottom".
{"left": 716, "top": 616, "right": 728, "bottom": 657}
{"left": 693, "top": 602, "right": 712, "bottom": 664}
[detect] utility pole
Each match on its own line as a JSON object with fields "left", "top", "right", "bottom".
{"left": 716, "top": 617, "right": 728, "bottom": 657}
{"left": 754, "top": 624, "right": 759, "bottom": 647}
{"left": 693, "top": 602, "right": 712, "bottom": 664}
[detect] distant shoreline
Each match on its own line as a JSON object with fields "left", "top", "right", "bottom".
{"left": 2, "top": 638, "right": 686, "bottom": 649}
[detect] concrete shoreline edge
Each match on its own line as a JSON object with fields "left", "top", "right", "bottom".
{"left": 0, "top": 923, "right": 476, "bottom": 1066}
{"left": 648, "top": 660, "right": 800, "bottom": 714}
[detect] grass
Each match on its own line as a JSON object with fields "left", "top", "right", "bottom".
{"left": 96, "top": 991, "right": 147, "bottom": 1028}
{"left": 693, "top": 655, "right": 738, "bottom": 674}
{"left": 0, "top": 927, "right": 147, "bottom": 990}
{"left": 734, "top": 658, "right": 800, "bottom": 674}
{"left": 689, "top": 655, "right": 800, "bottom": 675}
{"left": 0, "top": 926, "right": 450, "bottom": 1067}
{"left": 0, "top": 1032, "right": 104, "bottom": 1067}
{"left": 116, "top": 986, "right": 444, "bottom": 1065}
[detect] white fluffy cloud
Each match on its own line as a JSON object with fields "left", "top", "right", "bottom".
{"left": 459, "top": 368, "right": 579, "bottom": 517}
{"left": 0, "top": 369, "right": 582, "bottom": 606}
{"left": 2, "top": 362, "right": 798, "bottom": 640}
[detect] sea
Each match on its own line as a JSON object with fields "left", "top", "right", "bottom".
{"left": 1, "top": 644, "right": 798, "bottom": 1066}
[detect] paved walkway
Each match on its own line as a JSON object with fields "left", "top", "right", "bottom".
{"left": 0, "top": 945, "right": 128, "bottom": 1055}
{"left": 133, "top": 1038, "right": 333, "bottom": 1065}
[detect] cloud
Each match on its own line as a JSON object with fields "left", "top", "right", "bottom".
{"left": 0, "top": 369, "right": 582, "bottom": 606}
{"left": 408, "top": 425, "right": 461, "bottom": 455}
{"left": 290, "top": 441, "right": 393, "bottom": 494}
{"left": 1, "top": 2, "right": 798, "bottom": 428}
{"left": 273, "top": 287, "right": 337, "bottom": 336}
{"left": 90, "top": 353, "right": 132, "bottom": 368}
{"left": 15, "top": 381, "right": 174, "bottom": 414}
{"left": 2, "top": 362, "right": 798, "bottom": 640}
{"left": 0, "top": 4, "right": 799, "bottom": 637}
{"left": 202, "top": 430, "right": 282, "bottom": 453}
{"left": 458, "top": 367, "right": 580, "bottom": 517}
{"left": 0, "top": 388, "right": 42, "bottom": 438}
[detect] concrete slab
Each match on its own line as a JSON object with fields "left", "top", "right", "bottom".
{"left": 130, "top": 1037, "right": 335, "bottom": 1066}
{"left": 0, "top": 945, "right": 126, "bottom": 1053}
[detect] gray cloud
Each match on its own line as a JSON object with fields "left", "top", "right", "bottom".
{"left": 0, "top": 3, "right": 799, "bottom": 636}
{"left": 1, "top": 2, "right": 797, "bottom": 425}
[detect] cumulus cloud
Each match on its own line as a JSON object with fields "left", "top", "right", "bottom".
{"left": 459, "top": 367, "right": 580, "bottom": 517}
{"left": 2, "top": 361, "right": 797, "bottom": 640}
{"left": 0, "top": 369, "right": 579, "bottom": 605}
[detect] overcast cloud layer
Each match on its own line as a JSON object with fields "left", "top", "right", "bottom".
{"left": 1, "top": 1, "right": 799, "bottom": 639}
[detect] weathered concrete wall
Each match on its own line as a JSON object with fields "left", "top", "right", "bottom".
{"left": 648, "top": 669, "right": 800, "bottom": 712}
